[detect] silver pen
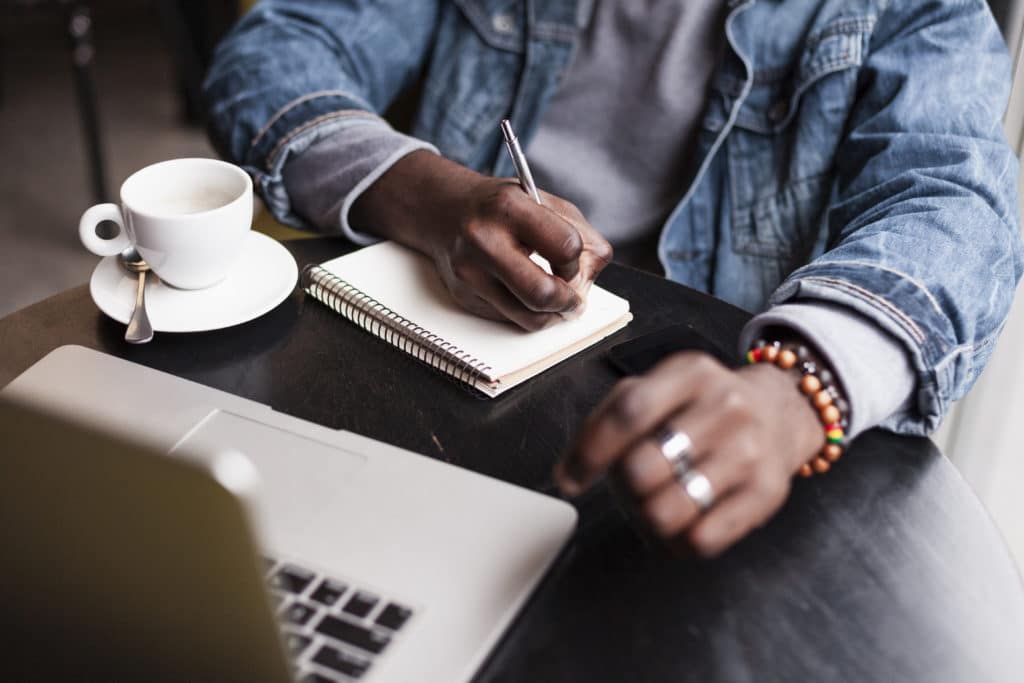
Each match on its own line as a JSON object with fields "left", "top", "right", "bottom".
{"left": 500, "top": 119, "right": 543, "bottom": 205}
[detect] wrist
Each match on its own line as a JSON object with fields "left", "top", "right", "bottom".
{"left": 349, "top": 150, "right": 483, "bottom": 255}
{"left": 744, "top": 335, "right": 850, "bottom": 476}
{"left": 741, "top": 362, "right": 824, "bottom": 467}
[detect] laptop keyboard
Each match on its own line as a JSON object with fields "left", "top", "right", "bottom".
{"left": 265, "top": 557, "right": 415, "bottom": 682}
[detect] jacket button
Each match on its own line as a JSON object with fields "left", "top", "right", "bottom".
{"left": 768, "top": 101, "right": 788, "bottom": 123}
{"left": 492, "top": 13, "right": 515, "bottom": 34}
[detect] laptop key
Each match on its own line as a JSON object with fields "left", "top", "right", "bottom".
{"left": 342, "top": 590, "right": 379, "bottom": 618}
{"left": 375, "top": 603, "right": 413, "bottom": 631}
{"left": 269, "top": 564, "right": 316, "bottom": 594}
{"left": 310, "top": 579, "right": 348, "bottom": 607}
{"left": 315, "top": 614, "right": 391, "bottom": 654}
{"left": 283, "top": 600, "right": 318, "bottom": 627}
{"left": 312, "top": 644, "right": 371, "bottom": 678}
{"left": 283, "top": 630, "right": 312, "bottom": 657}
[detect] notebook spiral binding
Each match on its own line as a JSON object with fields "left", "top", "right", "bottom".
{"left": 301, "top": 264, "right": 496, "bottom": 389}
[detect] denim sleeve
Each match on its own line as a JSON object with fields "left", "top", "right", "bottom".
{"left": 767, "top": 1, "right": 1024, "bottom": 436}
{"left": 201, "top": 0, "right": 440, "bottom": 229}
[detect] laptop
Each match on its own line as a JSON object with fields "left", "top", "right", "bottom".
{"left": 0, "top": 346, "right": 577, "bottom": 682}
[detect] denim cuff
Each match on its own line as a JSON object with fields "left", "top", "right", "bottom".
{"left": 765, "top": 261, "right": 982, "bottom": 436}
{"left": 283, "top": 122, "right": 438, "bottom": 244}
{"left": 740, "top": 302, "right": 916, "bottom": 439}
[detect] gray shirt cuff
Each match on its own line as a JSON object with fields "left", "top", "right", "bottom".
{"left": 739, "top": 302, "right": 916, "bottom": 439}
{"left": 282, "top": 120, "right": 438, "bottom": 245}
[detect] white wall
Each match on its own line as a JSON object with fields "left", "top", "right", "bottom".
{"left": 938, "top": 7, "right": 1024, "bottom": 571}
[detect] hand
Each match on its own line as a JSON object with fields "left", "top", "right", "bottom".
{"left": 351, "top": 151, "right": 613, "bottom": 331}
{"left": 554, "top": 352, "right": 824, "bottom": 557}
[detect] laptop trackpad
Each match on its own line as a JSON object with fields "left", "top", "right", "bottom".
{"left": 170, "top": 410, "right": 367, "bottom": 534}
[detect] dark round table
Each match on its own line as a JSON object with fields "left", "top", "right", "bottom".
{"left": 2, "top": 238, "right": 1022, "bottom": 682}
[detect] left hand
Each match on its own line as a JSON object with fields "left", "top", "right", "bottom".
{"left": 554, "top": 351, "right": 824, "bottom": 557}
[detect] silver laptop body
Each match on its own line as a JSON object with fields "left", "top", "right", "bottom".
{"left": 1, "top": 345, "right": 577, "bottom": 682}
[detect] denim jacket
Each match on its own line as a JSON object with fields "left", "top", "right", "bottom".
{"left": 204, "top": 0, "right": 1023, "bottom": 435}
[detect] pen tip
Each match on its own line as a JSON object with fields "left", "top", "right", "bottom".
{"left": 500, "top": 119, "right": 514, "bottom": 138}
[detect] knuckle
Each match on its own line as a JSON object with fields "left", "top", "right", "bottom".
{"left": 488, "top": 183, "right": 521, "bottom": 217}
{"left": 592, "top": 238, "right": 614, "bottom": 265}
{"left": 462, "top": 219, "right": 491, "bottom": 248}
{"left": 558, "top": 229, "right": 584, "bottom": 261}
{"left": 720, "top": 387, "right": 752, "bottom": 419}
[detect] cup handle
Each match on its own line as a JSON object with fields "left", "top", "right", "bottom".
{"left": 79, "top": 203, "right": 130, "bottom": 257}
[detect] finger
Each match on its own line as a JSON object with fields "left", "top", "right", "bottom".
{"left": 455, "top": 266, "right": 560, "bottom": 331}
{"left": 470, "top": 229, "right": 582, "bottom": 314}
{"left": 685, "top": 479, "right": 787, "bottom": 558}
{"left": 539, "top": 191, "right": 614, "bottom": 283}
{"left": 637, "top": 476, "right": 703, "bottom": 541}
{"left": 557, "top": 353, "right": 724, "bottom": 494}
{"left": 508, "top": 202, "right": 585, "bottom": 282}
{"left": 613, "top": 389, "right": 762, "bottom": 499}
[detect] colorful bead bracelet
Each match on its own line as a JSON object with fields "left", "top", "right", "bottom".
{"left": 744, "top": 339, "right": 849, "bottom": 477}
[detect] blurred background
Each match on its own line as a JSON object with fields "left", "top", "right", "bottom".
{"left": 3, "top": 0, "right": 1024, "bottom": 569}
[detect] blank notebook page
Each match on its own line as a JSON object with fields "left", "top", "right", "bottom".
{"left": 318, "top": 242, "right": 631, "bottom": 381}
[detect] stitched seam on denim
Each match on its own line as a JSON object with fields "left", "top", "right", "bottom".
{"left": 265, "top": 110, "right": 381, "bottom": 171}
{"left": 251, "top": 91, "right": 371, "bottom": 151}
{"left": 535, "top": 20, "right": 576, "bottom": 43}
{"left": 805, "top": 260, "right": 944, "bottom": 318}
{"left": 807, "top": 16, "right": 876, "bottom": 45}
{"left": 801, "top": 275, "right": 926, "bottom": 344}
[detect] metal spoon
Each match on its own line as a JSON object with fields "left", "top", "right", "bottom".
{"left": 120, "top": 247, "right": 154, "bottom": 344}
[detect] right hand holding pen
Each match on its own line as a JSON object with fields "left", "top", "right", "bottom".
{"left": 351, "top": 152, "right": 613, "bottom": 331}
{"left": 435, "top": 177, "right": 612, "bottom": 330}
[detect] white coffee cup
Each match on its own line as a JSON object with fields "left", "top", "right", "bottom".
{"left": 79, "top": 158, "right": 253, "bottom": 290}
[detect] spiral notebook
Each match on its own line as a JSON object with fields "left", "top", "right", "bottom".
{"left": 301, "top": 241, "right": 632, "bottom": 397}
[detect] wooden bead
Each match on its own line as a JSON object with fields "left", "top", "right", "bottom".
{"left": 799, "top": 463, "right": 813, "bottom": 478}
{"left": 824, "top": 444, "right": 842, "bottom": 462}
{"left": 777, "top": 349, "right": 797, "bottom": 369}
{"left": 763, "top": 345, "right": 779, "bottom": 363}
{"left": 812, "top": 456, "right": 830, "bottom": 473}
{"left": 820, "top": 404, "right": 841, "bottom": 424}
{"left": 800, "top": 374, "right": 822, "bottom": 395}
{"left": 813, "top": 390, "right": 833, "bottom": 409}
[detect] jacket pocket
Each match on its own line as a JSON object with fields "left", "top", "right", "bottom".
{"left": 726, "top": 16, "right": 874, "bottom": 259}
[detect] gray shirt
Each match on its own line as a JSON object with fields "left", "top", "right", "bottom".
{"left": 528, "top": 0, "right": 727, "bottom": 246}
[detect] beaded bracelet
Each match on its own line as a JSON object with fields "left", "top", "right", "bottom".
{"left": 744, "top": 339, "right": 849, "bottom": 477}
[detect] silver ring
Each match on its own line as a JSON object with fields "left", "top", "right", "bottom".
{"left": 656, "top": 428, "right": 693, "bottom": 476}
{"left": 681, "top": 469, "right": 715, "bottom": 511}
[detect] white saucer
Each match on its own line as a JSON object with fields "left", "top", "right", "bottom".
{"left": 90, "top": 231, "right": 298, "bottom": 333}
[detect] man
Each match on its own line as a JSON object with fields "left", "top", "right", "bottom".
{"left": 204, "top": 1, "right": 1022, "bottom": 556}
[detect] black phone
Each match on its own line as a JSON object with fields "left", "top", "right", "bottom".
{"left": 608, "top": 324, "right": 737, "bottom": 375}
